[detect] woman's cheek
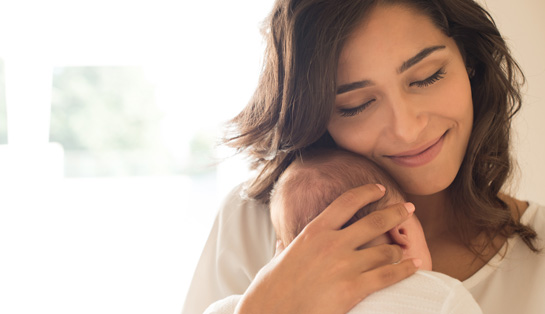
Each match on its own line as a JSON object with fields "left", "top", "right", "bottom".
{"left": 329, "top": 110, "right": 384, "bottom": 154}
{"left": 328, "top": 120, "right": 375, "bottom": 157}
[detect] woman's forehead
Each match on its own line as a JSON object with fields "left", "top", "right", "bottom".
{"left": 338, "top": 5, "right": 447, "bottom": 72}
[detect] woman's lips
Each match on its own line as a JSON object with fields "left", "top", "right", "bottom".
{"left": 386, "top": 132, "right": 447, "bottom": 167}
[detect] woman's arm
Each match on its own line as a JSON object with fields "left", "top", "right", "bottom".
{"left": 235, "top": 184, "right": 420, "bottom": 314}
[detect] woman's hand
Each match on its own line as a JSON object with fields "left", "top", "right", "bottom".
{"left": 234, "top": 184, "right": 419, "bottom": 314}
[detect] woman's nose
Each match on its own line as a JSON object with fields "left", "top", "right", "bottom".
{"left": 387, "top": 93, "right": 428, "bottom": 144}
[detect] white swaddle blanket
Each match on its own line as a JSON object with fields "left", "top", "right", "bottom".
{"left": 203, "top": 270, "right": 482, "bottom": 314}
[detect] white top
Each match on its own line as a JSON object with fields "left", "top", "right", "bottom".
{"left": 203, "top": 270, "right": 482, "bottom": 314}
{"left": 462, "top": 200, "right": 545, "bottom": 313}
{"left": 182, "top": 185, "right": 545, "bottom": 314}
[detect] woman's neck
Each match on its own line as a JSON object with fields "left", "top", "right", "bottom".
{"left": 406, "top": 189, "right": 477, "bottom": 280}
{"left": 406, "top": 189, "right": 451, "bottom": 239}
{"left": 405, "top": 190, "right": 527, "bottom": 281}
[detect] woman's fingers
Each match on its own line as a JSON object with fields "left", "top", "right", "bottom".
{"left": 353, "top": 244, "right": 404, "bottom": 270}
{"left": 343, "top": 201, "right": 415, "bottom": 249}
{"left": 312, "top": 184, "right": 386, "bottom": 230}
{"left": 237, "top": 184, "right": 420, "bottom": 314}
{"left": 353, "top": 259, "right": 420, "bottom": 302}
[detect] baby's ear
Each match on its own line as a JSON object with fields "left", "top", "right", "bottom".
{"left": 388, "top": 225, "right": 410, "bottom": 248}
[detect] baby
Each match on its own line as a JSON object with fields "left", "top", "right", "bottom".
{"left": 204, "top": 148, "right": 482, "bottom": 314}
{"left": 268, "top": 148, "right": 482, "bottom": 314}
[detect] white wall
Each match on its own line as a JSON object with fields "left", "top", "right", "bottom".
{"left": 477, "top": 0, "right": 545, "bottom": 204}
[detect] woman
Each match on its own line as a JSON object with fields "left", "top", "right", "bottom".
{"left": 183, "top": 0, "right": 545, "bottom": 313}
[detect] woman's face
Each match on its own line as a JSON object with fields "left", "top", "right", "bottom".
{"left": 328, "top": 5, "right": 473, "bottom": 196}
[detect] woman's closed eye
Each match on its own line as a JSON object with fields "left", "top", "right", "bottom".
{"left": 337, "top": 67, "right": 447, "bottom": 118}
{"left": 338, "top": 99, "right": 376, "bottom": 117}
{"left": 410, "top": 67, "right": 446, "bottom": 88}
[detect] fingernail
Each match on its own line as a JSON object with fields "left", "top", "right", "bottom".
{"left": 412, "top": 259, "right": 422, "bottom": 268}
{"left": 376, "top": 184, "right": 386, "bottom": 192}
{"left": 404, "top": 202, "right": 415, "bottom": 214}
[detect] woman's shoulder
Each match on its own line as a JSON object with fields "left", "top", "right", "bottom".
{"left": 181, "top": 185, "right": 276, "bottom": 314}
{"left": 215, "top": 183, "right": 276, "bottom": 258}
{"left": 520, "top": 200, "right": 545, "bottom": 232}
{"left": 215, "top": 183, "right": 277, "bottom": 279}
{"left": 501, "top": 195, "right": 545, "bottom": 233}
{"left": 217, "top": 183, "right": 272, "bottom": 225}
{"left": 463, "top": 200, "right": 545, "bottom": 313}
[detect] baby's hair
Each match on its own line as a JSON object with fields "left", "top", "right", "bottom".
{"left": 270, "top": 148, "right": 404, "bottom": 246}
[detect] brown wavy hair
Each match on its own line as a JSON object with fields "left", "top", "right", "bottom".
{"left": 224, "top": 0, "right": 538, "bottom": 253}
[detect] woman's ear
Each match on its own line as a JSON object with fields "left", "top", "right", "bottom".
{"left": 388, "top": 225, "right": 410, "bottom": 248}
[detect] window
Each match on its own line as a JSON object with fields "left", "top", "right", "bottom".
{"left": 49, "top": 66, "right": 215, "bottom": 177}
{"left": 0, "top": 1, "right": 274, "bottom": 313}
{"left": 0, "top": 59, "right": 7, "bottom": 144}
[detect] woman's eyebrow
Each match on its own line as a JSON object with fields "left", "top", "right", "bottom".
{"left": 398, "top": 45, "right": 446, "bottom": 74}
{"left": 336, "top": 45, "right": 446, "bottom": 95}
{"left": 336, "top": 80, "right": 373, "bottom": 94}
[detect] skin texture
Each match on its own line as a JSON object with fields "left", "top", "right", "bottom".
{"left": 359, "top": 214, "right": 432, "bottom": 272}
{"left": 329, "top": 3, "right": 527, "bottom": 282}
{"left": 272, "top": 181, "right": 433, "bottom": 271}
{"left": 235, "top": 184, "right": 420, "bottom": 314}
{"left": 235, "top": 3, "right": 525, "bottom": 313}
{"left": 328, "top": 5, "right": 473, "bottom": 197}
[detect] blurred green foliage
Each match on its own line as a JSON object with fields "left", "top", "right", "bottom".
{"left": 0, "top": 59, "right": 7, "bottom": 144}
{"left": 50, "top": 67, "right": 161, "bottom": 151}
{"left": 50, "top": 66, "right": 216, "bottom": 177}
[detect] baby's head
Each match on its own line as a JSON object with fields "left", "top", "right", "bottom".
{"left": 270, "top": 148, "right": 432, "bottom": 270}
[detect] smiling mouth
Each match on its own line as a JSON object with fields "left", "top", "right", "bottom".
{"left": 386, "top": 131, "right": 448, "bottom": 167}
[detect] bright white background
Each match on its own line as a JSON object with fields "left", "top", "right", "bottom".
{"left": 0, "top": 1, "right": 543, "bottom": 314}
{"left": 0, "top": 1, "right": 275, "bottom": 313}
